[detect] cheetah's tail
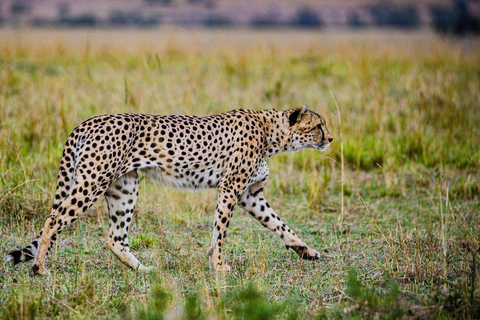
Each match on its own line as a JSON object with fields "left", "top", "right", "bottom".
{"left": 6, "top": 237, "right": 40, "bottom": 265}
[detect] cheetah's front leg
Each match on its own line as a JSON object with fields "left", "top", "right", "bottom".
{"left": 239, "top": 181, "right": 320, "bottom": 261}
{"left": 208, "top": 186, "right": 239, "bottom": 272}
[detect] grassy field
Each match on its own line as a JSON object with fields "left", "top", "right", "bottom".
{"left": 0, "top": 28, "right": 479, "bottom": 319}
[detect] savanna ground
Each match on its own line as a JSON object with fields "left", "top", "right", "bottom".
{"left": 0, "top": 28, "right": 479, "bottom": 319}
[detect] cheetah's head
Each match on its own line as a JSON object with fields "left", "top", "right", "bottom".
{"left": 286, "top": 105, "right": 333, "bottom": 152}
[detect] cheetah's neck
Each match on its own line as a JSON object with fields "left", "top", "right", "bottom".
{"left": 261, "top": 110, "right": 291, "bottom": 158}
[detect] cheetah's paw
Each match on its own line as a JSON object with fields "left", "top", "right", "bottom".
{"left": 301, "top": 248, "right": 321, "bottom": 261}
{"left": 31, "top": 264, "right": 50, "bottom": 277}
{"left": 289, "top": 245, "right": 321, "bottom": 261}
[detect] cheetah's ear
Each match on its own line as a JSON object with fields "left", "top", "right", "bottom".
{"left": 289, "top": 105, "right": 308, "bottom": 126}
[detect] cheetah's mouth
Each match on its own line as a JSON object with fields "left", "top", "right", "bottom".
{"left": 317, "top": 142, "right": 330, "bottom": 151}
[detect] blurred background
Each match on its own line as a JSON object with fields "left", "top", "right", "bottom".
{"left": 0, "top": 0, "right": 479, "bottom": 34}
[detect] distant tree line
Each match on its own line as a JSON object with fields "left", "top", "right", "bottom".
{"left": 29, "top": 3, "right": 160, "bottom": 28}
{"left": 350, "top": 0, "right": 480, "bottom": 35}
{"left": 368, "top": 3, "right": 420, "bottom": 29}
{"left": 247, "top": 1, "right": 480, "bottom": 34}
{"left": 2, "top": 0, "right": 479, "bottom": 35}
{"left": 248, "top": 7, "right": 322, "bottom": 29}
{"left": 430, "top": 0, "right": 480, "bottom": 35}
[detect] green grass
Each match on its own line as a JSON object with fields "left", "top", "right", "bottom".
{"left": 0, "top": 29, "right": 479, "bottom": 319}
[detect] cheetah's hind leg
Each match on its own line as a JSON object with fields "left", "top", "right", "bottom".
{"left": 105, "top": 171, "right": 154, "bottom": 272}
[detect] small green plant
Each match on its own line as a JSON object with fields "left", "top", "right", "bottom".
{"left": 345, "top": 270, "right": 404, "bottom": 319}
{"left": 221, "top": 283, "right": 280, "bottom": 319}
{"left": 184, "top": 293, "right": 206, "bottom": 320}
{"left": 220, "top": 282, "right": 301, "bottom": 320}
{"left": 1, "top": 282, "right": 41, "bottom": 320}
{"left": 136, "top": 282, "right": 172, "bottom": 320}
{"left": 130, "top": 234, "right": 159, "bottom": 250}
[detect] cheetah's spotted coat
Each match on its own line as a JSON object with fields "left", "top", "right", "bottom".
{"left": 7, "top": 106, "right": 333, "bottom": 275}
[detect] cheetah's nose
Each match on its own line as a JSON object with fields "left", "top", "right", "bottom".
{"left": 328, "top": 137, "right": 333, "bottom": 143}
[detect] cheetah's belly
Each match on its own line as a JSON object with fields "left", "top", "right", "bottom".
{"left": 140, "top": 167, "right": 221, "bottom": 189}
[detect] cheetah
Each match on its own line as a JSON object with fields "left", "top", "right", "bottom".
{"left": 6, "top": 106, "right": 333, "bottom": 275}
